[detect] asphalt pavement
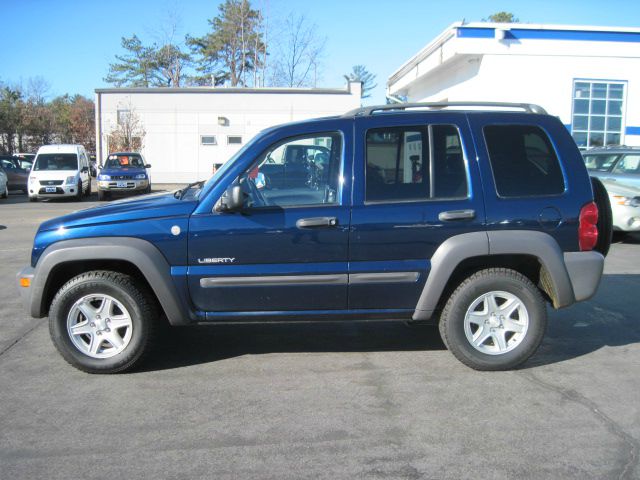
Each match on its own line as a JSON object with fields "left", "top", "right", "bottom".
{"left": 1, "top": 189, "right": 639, "bottom": 480}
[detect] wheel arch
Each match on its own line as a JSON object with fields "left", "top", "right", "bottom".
{"left": 412, "top": 231, "right": 576, "bottom": 321}
{"left": 30, "top": 237, "right": 193, "bottom": 325}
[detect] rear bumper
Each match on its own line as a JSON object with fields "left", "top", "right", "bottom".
{"left": 564, "top": 251, "right": 604, "bottom": 302}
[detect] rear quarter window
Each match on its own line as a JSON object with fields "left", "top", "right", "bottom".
{"left": 484, "top": 125, "right": 565, "bottom": 197}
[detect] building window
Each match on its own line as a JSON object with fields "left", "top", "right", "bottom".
{"left": 572, "top": 80, "right": 625, "bottom": 149}
{"left": 201, "top": 135, "right": 217, "bottom": 145}
{"left": 117, "top": 109, "right": 130, "bottom": 126}
{"left": 227, "top": 135, "right": 242, "bottom": 145}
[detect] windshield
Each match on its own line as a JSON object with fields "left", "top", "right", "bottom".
{"left": 104, "top": 154, "right": 144, "bottom": 169}
{"left": 34, "top": 153, "right": 78, "bottom": 171}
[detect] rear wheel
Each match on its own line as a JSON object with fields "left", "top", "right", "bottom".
{"left": 1, "top": 184, "right": 7, "bottom": 198}
{"left": 85, "top": 179, "right": 92, "bottom": 197}
{"left": 49, "top": 271, "right": 158, "bottom": 374}
{"left": 591, "top": 177, "right": 612, "bottom": 256}
{"left": 29, "top": 196, "right": 38, "bottom": 202}
{"left": 439, "top": 268, "right": 547, "bottom": 371}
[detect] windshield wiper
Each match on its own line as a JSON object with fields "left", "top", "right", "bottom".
{"left": 175, "top": 180, "right": 205, "bottom": 200}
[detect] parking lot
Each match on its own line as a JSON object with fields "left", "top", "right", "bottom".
{"left": 1, "top": 191, "right": 639, "bottom": 479}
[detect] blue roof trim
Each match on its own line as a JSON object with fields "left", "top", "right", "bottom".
{"left": 626, "top": 126, "right": 640, "bottom": 135}
{"left": 457, "top": 27, "right": 640, "bottom": 43}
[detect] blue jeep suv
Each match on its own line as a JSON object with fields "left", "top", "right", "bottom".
{"left": 16, "top": 103, "right": 609, "bottom": 373}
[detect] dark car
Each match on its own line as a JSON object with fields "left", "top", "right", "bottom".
{"left": 97, "top": 152, "right": 151, "bottom": 200}
{"left": 0, "top": 155, "right": 28, "bottom": 193}
{"left": 13, "top": 153, "right": 35, "bottom": 170}
{"left": 582, "top": 146, "right": 640, "bottom": 189}
{"left": 16, "top": 102, "right": 609, "bottom": 374}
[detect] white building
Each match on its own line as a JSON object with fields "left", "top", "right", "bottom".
{"left": 95, "top": 83, "right": 362, "bottom": 183}
{"left": 387, "top": 23, "right": 640, "bottom": 149}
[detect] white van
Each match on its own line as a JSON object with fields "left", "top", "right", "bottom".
{"left": 29, "top": 145, "right": 91, "bottom": 202}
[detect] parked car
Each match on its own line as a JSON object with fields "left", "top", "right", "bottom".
{"left": 0, "top": 166, "right": 8, "bottom": 199}
{"left": 28, "top": 144, "right": 91, "bottom": 202}
{"left": 13, "top": 153, "right": 35, "bottom": 170}
{"left": 583, "top": 146, "right": 640, "bottom": 189}
{"left": 16, "top": 102, "right": 610, "bottom": 374}
{"left": 97, "top": 152, "right": 151, "bottom": 200}
{"left": 0, "top": 155, "right": 29, "bottom": 194}
{"left": 89, "top": 154, "right": 97, "bottom": 177}
{"left": 599, "top": 178, "right": 640, "bottom": 232}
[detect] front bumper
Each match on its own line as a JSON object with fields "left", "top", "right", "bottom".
{"left": 98, "top": 179, "right": 148, "bottom": 191}
{"left": 29, "top": 183, "right": 79, "bottom": 197}
{"left": 16, "top": 266, "right": 35, "bottom": 313}
{"left": 564, "top": 251, "right": 604, "bottom": 302}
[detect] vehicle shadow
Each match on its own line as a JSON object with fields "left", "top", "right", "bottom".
{"left": 142, "top": 321, "right": 445, "bottom": 372}
{"left": 140, "top": 273, "right": 640, "bottom": 372}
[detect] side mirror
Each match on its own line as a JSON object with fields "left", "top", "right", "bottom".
{"left": 215, "top": 184, "right": 243, "bottom": 212}
{"left": 145, "top": 164, "right": 152, "bottom": 168}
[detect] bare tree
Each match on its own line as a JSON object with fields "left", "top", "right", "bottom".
{"left": 270, "top": 13, "right": 326, "bottom": 88}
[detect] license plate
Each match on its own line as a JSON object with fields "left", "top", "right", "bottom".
{"left": 45, "top": 187, "right": 56, "bottom": 193}
{"left": 116, "top": 182, "right": 127, "bottom": 188}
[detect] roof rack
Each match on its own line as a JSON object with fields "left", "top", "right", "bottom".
{"left": 342, "top": 102, "right": 548, "bottom": 117}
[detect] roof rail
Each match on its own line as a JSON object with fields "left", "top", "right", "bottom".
{"left": 343, "top": 102, "right": 548, "bottom": 117}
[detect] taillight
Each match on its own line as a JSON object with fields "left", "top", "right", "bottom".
{"left": 579, "top": 202, "right": 598, "bottom": 251}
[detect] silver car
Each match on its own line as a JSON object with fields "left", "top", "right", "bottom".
{"left": 600, "top": 179, "right": 640, "bottom": 232}
{"left": 583, "top": 147, "right": 640, "bottom": 189}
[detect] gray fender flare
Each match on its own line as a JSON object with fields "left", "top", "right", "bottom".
{"left": 29, "top": 237, "right": 193, "bottom": 325}
{"left": 412, "top": 230, "right": 575, "bottom": 321}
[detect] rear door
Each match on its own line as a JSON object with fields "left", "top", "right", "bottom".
{"left": 349, "top": 113, "right": 485, "bottom": 310}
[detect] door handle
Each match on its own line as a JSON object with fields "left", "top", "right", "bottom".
{"left": 438, "top": 209, "right": 476, "bottom": 221}
{"left": 296, "top": 217, "right": 338, "bottom": 228}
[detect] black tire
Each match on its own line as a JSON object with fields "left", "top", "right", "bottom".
{"left": 75, "top": 180, "right": 83, "bottom": 201}
{"left": 1, "top": 186, "right": 7, "bottom": 199}
{"left": 591, "top": 177, "right": 612, "bottom": 257}
{"left": 439, "top": 268, "right": 547, "bottom": 371}
{"left": 97, "top": 190, "right": 108, "bottom": 201}
{"left": 49, "top": 270, "right": 158, "bottom": 374}
{"left": 85, "top": 179, "right": 92, "bottom": 197}
{"left": 29, "top": 196, "right": 38, "bottom": 202}
{"left": 144, "top": 184, "right": 151, "bottom": 194}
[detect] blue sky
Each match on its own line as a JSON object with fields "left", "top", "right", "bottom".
{"left": 3, "top": 0, "right": 640, "bottom": 104}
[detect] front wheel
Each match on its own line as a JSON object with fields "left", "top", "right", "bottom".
{"left": 49, "top": 271, "right": 158, "bottom": 374}
{"left": 439, "top": 268, "right": 547, "bottom": 371}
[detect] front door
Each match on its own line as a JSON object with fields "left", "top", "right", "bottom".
{"left": 349, "top": 113, "right": 485, "bottom": 310}
{"left": 188, "top": 128, "right": 352, "bottom": 315}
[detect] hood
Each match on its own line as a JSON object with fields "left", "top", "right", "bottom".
{"left": 601, "top": 179, "right": 640, "bottom": 198}
{"left": 32, "top": 170, "right": 77, "bottom": 180}
{"left": 38, "top": 191, "right": 195, "bottom": 232}
{"left": 99, "top": 166, "right": 147, "bottom": 176}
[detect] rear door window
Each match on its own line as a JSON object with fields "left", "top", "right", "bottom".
{"left": 365, "top": 124, "right": 467, "bottom": 202}
{"left": 484, "top": 125, "right": 565, "bottom": 197}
